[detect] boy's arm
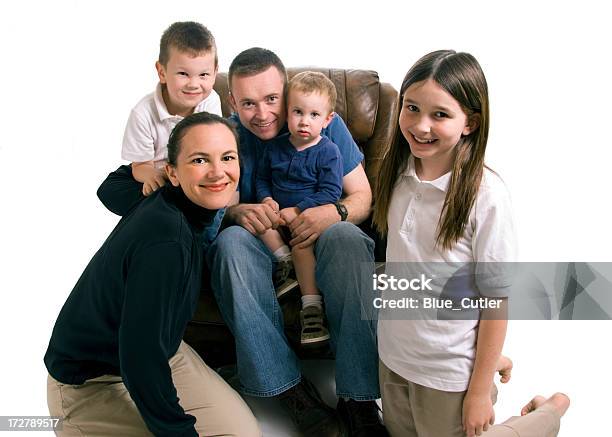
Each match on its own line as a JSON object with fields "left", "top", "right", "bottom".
{"left": 295, "top": 148, "right": 343, "bottom": 212}
{"left": 97, "top": 165, "right": 145, "bottom": 216}
{"left": 122, "top": 109, "right": 166, "bottom": 195}
{"left": 463, "top": 312, "right": 508, "bottom": 437}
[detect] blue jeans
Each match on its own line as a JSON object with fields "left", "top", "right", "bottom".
{"left": 207, "top": 222, "right": 380, "bottom": 400}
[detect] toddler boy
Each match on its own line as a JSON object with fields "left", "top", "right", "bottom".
{"left": 122, "top": 21, "right": 222, "bottom": 195}
{"left": 255, "top": 71, "right": 343, "bottom": 345}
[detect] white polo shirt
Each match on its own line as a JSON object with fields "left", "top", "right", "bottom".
{"left": 378, "top": 155, "right": 517, "bottom": 392}
{"left": 121, "top": 84, "right": 222, "bottom": 168}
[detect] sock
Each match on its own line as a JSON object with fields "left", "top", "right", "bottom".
{"left": 302, "top": 295, "right": 323, "bottom": 309}
{"left": 273, "top": 245, "right": 291, "bottom": 261}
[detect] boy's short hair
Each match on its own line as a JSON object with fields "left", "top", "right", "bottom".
{"left": 288, "top": 71, "right": 337, "bottom": 113}
{"left": 228, "top": 47, "right": 287, "bottom": 91}
{"left": 159, "top": 22, "right": 217, "bottom": 67}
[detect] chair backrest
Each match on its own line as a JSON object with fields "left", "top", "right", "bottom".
{"left": 213, "top": 68, "right": 399, "bottom": 192}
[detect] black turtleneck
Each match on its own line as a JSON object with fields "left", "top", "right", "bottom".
{"left": 44, "top": 166, "right": 217, "bottom": 437}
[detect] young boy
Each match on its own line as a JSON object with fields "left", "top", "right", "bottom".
{"left": 255, "top": 71, "right": 343, "bottom": 345}
{"left": 122, "top": 21, "right": 222, "bottom": 195}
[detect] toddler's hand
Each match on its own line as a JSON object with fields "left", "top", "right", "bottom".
{"left": 262, "top": 197, "right": 280, "bottom": 212}
{"left": 280, "top": 207, "right": 300, "bottom": 226}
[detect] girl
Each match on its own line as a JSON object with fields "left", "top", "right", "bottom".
{"left": 373, "top": 50, "right": 516, "bottom": 437}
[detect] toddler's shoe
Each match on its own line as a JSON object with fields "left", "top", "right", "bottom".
{"left": 300, "top": 305, "right": 331, "bottom": 345}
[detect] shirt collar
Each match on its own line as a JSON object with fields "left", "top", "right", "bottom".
{"left": 154, "top": 83, "right": 177, "bottom": 122}
{"left": 401, "top": 155, "right": 451, "bottom": 192}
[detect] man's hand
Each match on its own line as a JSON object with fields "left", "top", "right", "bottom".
{"left": 227, "top": 203, "right": 283, "bottom": 235}
{"left": 287, "top": 204, "right": 339, "bottom": 249}
{"left": 462, "top": 391, "right": 495, "bottom": 437}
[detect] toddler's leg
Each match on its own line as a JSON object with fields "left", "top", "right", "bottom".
{"left": 292, "top": 245, "right": 318, "bottom": 296}
{"left": 260, "top": 229, "right": 296, "bottom": 297}
{"left": 260, "top": 228, "right": 289, "bottom": 254}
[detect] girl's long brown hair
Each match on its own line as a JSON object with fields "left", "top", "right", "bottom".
{"left": 373, "top": 50, "right": 490, "bottom": 250}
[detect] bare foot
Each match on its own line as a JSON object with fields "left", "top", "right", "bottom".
{"left": 520, "top": 395, "right": 546, "bottom": 416}
{"left": 521, "top": 393, "right": 570, "bottom": 417}
{"left": 496, "top": 355, "right": 513, "bottom": 383}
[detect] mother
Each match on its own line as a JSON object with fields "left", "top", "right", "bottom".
{"left": 44, "top": 112, "right": 260, "bottom": 436}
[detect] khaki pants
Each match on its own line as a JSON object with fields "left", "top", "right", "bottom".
{"left": 47, "top": 341, "right": 260, "bottom": 437}
{"left": 379, "top": 360, "right": 560, "bottom": 437}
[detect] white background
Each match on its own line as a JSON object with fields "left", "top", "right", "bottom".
{"left": 1, "top": 1, "right": 610, "bottom": 435}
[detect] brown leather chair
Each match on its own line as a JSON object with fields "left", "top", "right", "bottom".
{"left": 183, "top": 68, "right": 398, "bottom": 367}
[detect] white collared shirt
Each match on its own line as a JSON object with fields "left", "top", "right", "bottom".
{"left": 121, "top": 83, "right": 222, "bottom": 168}
{"left": 378, "top": 155, "right": 517, "bottom": 391}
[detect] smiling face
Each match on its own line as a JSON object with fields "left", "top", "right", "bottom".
{"left": 229, "top": 66, "right": 286, "bottom": 140}
{"left": 399, "top": 78, "right": 476, "bottom": 178}
{"left": 287, "top": 90, "right": 334, "bottom": 149}
{"left": 166, "top": 123, "right": 239, "bottom": 209}
{"left": 156, "top": 47, "right": 218, "bottom": 117}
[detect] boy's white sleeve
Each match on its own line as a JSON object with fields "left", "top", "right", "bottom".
{"left": 121, "top": 110, "right": 155, "bottom": 163}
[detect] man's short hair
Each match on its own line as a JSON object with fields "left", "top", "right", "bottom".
{"left": 228, "top": 47, "right": 287, "bottom": 91}
{"left": 288, "top": 71, "right": 337, "bottom": 113}
{"left": 159, "top": 21, "right": 217, "bottom": 67}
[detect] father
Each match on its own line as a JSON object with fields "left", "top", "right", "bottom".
{"left": 207, "top": 48, "right": 386, "bottom": 436}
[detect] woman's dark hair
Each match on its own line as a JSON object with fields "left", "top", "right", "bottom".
{"left": 167, "top": 112, "right": 239, "bottom": 166}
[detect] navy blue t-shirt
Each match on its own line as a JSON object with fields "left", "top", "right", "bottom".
{"left": 229, "top": 113, "right": 364, "bottom": 204}
{"left": 255, "top": 134, "right": 343, "bottom": 210}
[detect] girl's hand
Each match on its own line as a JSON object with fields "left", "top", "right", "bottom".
{"left": 462, "top": 391, "right": 494, "bottom": 437}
